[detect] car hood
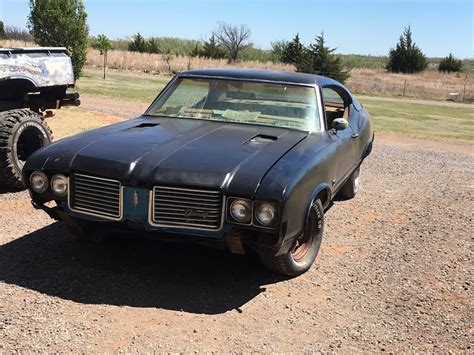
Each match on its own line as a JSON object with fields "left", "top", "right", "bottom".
{"left": 28, "top": 116, "right": 308, "bottom": 196}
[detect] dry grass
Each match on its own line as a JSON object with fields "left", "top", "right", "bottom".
{"left": 348, "top": 69, "right": 473, "bottom": 102}
{"left": 86, "top": 50, "right": 474, "bottom": 103}
{"left": 0, "top": 39, "right": 37, "bottom": 48}
{"left": 46, "top": 106, "right": 124, "bottom": 140}
{"left": 86, "top": 48, "right": 293, "bottom": 73}
{"left": 1, "top": 39, "right": 472, "bottom": 102}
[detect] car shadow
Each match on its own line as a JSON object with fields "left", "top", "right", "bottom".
{"left": 0, "top": 222, "right": 286, "bottom": 314}
{"left": 0, "top": 186, "right": 21, "bottom": 194}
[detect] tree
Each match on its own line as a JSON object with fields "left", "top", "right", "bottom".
{"left": 0, "top": 21, "right": 6, "bottom": 40}
{"left": 281, "top": 34, "right": 307, "bottom": 68}
{"left": 302, "top": 33, "right": 349, "bottom": 83}
{"left": 200, "top": 34, "right": 226, "bottom": 59}
{"left": 214, "top": 23, "right": 251, "bottom": 63}
{"left": 4, "top": 25, "right": 33, "bottom": 42}
{"left": 128, "top": 32, "right": 147, "bottom": 53}
{"left": 147, "top": 37, "right": 160, "bottom": 54}
{"left": 386, "top": 26, "right": 427, "bottom": 74}
{"left": 438, "top": 53, "right": 462, "bottom": 73}
{"left": 28, "top": 0, "right": 89, "bottom": 79}
{"left": 270, "top": 40, "right": 289, "bottom": 63}
{"left": 92, "top": 34, "right": 112, "bottom": 79}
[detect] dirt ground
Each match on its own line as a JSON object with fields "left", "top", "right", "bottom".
{"left": 0, "top": 97, "right": 472, "bottom": 352}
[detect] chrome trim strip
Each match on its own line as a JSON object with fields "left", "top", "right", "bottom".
{"left": 145, "top": 75, "right": 323, "bottom": 133}
{"left": 148, "top": 186, "right": 225, "bottom": 231}
{"left": 67, "top": 174, "right": 123, "bottom": 221}
{"left": 315, "top": 86, "right": 325, "bottom": 132}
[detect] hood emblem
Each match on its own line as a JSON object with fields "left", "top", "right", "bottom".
{"left": 132, "top": 191, "right": 139, "bottom": 206}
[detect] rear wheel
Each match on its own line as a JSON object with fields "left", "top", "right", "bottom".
{"left": 259, "top": 199, "right": 324, "bottom": 277}
{"left": 0, "top": 109, "right": 52, "bottom": 189}
{"left": 339, "top": 166, "right": 360, "bottom": 199}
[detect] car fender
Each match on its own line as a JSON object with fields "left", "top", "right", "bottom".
{"left": 275, "top": 182, "right": 332, "bottom": 256}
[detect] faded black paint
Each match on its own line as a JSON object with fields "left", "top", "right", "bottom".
{"left": 23, "top": 69, "right": 373, "bottom": 255}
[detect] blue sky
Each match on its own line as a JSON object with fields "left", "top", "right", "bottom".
{"left": 1, "top": 0, "right": 473, "bottom": 58}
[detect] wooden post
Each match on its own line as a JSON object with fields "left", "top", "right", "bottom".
{"left": 462, "top": 75, "right": 467, "bottom": 103}
{"left": 103, "top": 51, "right": 107, "bottom": 79}
{"left": 403, "top": 79, "right": 407, "bottom": 97}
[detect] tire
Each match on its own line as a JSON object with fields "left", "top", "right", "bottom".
{"left": 0, "top": 109, "right": 53, "bottom": 189}
{"left": 259, "top": 199, "right": 324, "bottom": 277}
{"left": 339, "top": 166, "right": 360, "bottom": 199}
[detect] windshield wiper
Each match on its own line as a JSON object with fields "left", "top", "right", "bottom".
{"left": 143, "top": 113, "right": 179, "bottom": 119}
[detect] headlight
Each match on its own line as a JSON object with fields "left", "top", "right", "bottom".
{"left": 29, "top": 171, "right": 49, "bottom": 193}
{"left": 230, "top": 199, "right": 252, "bottom": 223}
{"left": 255, "top": 202, "right": 277, "bottom": 226}
{"left": 51, "top": 174, "right": 68, "bottom": 196}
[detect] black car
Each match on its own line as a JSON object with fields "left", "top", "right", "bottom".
{"left": 24, "top": 69, "right": 373, "bottom": 276}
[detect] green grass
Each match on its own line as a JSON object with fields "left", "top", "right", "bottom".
{"left": 76, "top": 68, "right": 170, "bottom": 102}
{"left": 77, "top": 68, "right": 474, "bottom": 142}
{"left": 360, "top": 97, "right": 474, "bottom": 142}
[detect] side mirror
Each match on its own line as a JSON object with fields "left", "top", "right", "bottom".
{"left": 332, "top": 118, "right": 349, "bottom": 131}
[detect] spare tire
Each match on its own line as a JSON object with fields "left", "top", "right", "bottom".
{"left": 0, "top": 109, "right": 53, "bottom": 189}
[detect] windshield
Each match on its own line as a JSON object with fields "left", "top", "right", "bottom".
{"left": 147, "top": 77, "right": 321, "bottom": 131}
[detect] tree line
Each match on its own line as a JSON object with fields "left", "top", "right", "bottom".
{"left": 0, "top": 0, "right": 466, "bottom": 81}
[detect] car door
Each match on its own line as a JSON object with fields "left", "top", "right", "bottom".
{"left": 321, "top": 86, "right": 357, "bottom": 187}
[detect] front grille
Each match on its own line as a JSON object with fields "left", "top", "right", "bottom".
{"left": 152, "top": 186, "right": 223, "bottom": 230}
{"left": 69, "top": 174, "right": 122, "bottom": 220}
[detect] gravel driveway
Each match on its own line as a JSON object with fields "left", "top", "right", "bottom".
{"left": 0, "top": 134, "right": 472, "bottom": 352}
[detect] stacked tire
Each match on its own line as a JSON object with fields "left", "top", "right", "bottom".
{"left": 0, "top": 109, "right": 52, "bottom": 189}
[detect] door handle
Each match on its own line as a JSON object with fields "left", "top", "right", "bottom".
{"left": 351, "top": 133, "right": 359, "bottom": 139}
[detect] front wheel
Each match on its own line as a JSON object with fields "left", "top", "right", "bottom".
{"left": 258, "top": 199, "right": 324, "bottom": 277}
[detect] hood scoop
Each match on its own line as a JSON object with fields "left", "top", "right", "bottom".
{"left": 125, "top": 122, "right": 160, "bottom": 131}
{"left": 245, "top": 134, "right": 278, "bottom": 148}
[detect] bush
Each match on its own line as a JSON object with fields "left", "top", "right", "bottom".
{"left": 386, "top": 26, "right": 427, "bottom": 74}
{"left": 438, "top": 53, "right": 462, "bottom": 73}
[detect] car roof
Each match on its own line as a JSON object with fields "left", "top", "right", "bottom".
{"left": 178, "top": 68, "right": 343, "bottom": 87}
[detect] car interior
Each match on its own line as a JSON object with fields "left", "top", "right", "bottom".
{"left": 322, "top": 87, "right": 351, "bottom": 129}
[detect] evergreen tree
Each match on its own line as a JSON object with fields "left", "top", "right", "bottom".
{"left": 146, "top": 37, "right": 160, "bottom": 54}
{"left": 303, "top": 33, "right": 349, "bottom": 83}
{"left": 28, "top": 0, "right": 89, "bottom": 78}
{"left": 0, "top": 20, "right": 6, "bottom": 40}
{"left": 200, "top": 34, "right": 226, "bottom": 59}
{"left": 128, "top": 32, "right": 147, "bottom": 53}
{"left": 386, "top": 26, "right": 427, "bottom": 73}
{"left": 190, "top": 43, "right": 200, "bottom": 57}
{"left": 438, "top": 53, "right": 462, "bottom": 73}
{"left": 281, "top": 34, "right": 307, "bottom": 68}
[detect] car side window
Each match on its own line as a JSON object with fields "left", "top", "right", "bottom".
{"left": 322, "top": 87, "right": 351, "bottom": 130}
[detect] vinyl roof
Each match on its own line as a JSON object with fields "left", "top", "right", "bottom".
{"left": 178, "top": 68, "right": 342, "bottom": 86}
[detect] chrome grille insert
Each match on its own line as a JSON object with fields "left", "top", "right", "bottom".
{"left": 151, "top": 186, "right": 224, "bottom": 230}
{"left": 69, "top": 174, "right": 122, "bottom": 220}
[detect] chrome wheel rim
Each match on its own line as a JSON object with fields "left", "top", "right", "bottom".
{"left": 353, "top": 168, "right": 360, "bottom": 193}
